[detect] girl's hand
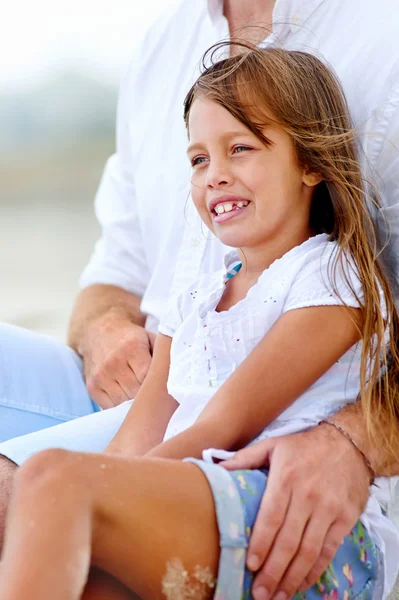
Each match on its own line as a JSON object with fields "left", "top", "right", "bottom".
{"left": 222, "top": 424, "right": 370, "bottom": 600}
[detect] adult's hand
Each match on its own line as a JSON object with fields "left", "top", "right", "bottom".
{"left": 222, "top": 424, "right": 371, "bottom": 600}
{"left": 81, "top": 309, "right": 156, "bottom": 409}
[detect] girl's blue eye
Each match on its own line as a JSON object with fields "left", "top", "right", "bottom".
{"left": 234, "top": 145, "right": 251, "bottom": 154}
{"left": 191, "top": 156, "right": 207, "bottom": 166}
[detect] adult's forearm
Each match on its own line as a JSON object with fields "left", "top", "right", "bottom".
{"left": 331, "top": 401, "right": 399, "bottom": 477}
{"left": 68, "top": 284, "right": 146, "bottom": 353}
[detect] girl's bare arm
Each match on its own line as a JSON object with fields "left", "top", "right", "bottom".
{"left": 147, "top": 305, "right": 362, "bottom": 459}
{"left": 106, "top": 334, "right": 178, "bottom": 456}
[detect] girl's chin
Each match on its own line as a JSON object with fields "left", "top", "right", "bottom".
{"left": 215, "top": 233, "right": 253, "bottom": 249}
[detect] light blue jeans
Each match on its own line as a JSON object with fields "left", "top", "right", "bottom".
{"left": 0, "top": 323, "right": 133, "bottom": 465}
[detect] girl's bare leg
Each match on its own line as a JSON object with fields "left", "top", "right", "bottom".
{"left": 82, "top": 569, "right": 139, "bottom": 600}
{"left": 0, "top": 449, "right": 220, "bottom": 600}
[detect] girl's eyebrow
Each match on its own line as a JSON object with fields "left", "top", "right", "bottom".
{"left": 187, "top": 131, "right": 255, "bottom": 154}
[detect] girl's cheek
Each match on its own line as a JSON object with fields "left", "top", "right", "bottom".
{"left": 192, "top": 194, "right": 209, "bottom": 223}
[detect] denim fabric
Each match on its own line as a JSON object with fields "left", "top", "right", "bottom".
{"left": 0, "top": 323, "right": 101, "bottom": 443}
{"left": 186, "top": 459, "right": 378, "bottom": 600}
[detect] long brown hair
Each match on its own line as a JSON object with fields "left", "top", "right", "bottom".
{"left": 184, "top": 41, "right": 399, "bottom": 463}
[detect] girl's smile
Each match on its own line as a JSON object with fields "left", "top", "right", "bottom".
{"left": 187, "top": 97, "right": 321, "bottom": 265}
{"left": 209, "top": 194, "right": 251, "bottom": 223}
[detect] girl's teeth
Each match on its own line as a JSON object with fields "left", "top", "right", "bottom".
{"left": 214, "top": 200, "right": 249, "bottom": 215}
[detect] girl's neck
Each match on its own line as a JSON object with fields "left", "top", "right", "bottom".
{"left": 237, "top": 229, "right": 313, "bottom": 281}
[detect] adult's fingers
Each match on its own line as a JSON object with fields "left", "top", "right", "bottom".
{"left": 298, "top": 519, "right": 357, "bottom": 592}
{"left": 89, "top": 343, "right": 152, "bottom": 404}
{"left": 86, "top": 372, "right": 130, "bottom": 408}
{"left": 115, "top": 363, "right": 142, "bottom": 399}
{"left": 88, "top": 386, "right": 118, "bottom": 410}
{"left": 245, "top": 466, "right": 291, "bottom": 573}
{"left": 127, "top": 345, "right": 153, "bottom": 386}
{"left": 251, "top": 494, "right": 309, "bottom": 599}
{"left": 222, "top": 439, "right": 274, "bottom": 472}
{"left": 261, "top": 510, "right": 328, "bottom": 599}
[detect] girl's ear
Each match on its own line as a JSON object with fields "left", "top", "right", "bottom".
{"left": 302, "top": 169, "right": 324, "bottom": 188}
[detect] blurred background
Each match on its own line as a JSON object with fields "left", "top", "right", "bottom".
{"left": 1, "top": 0, "right": 173, "bottom": 339}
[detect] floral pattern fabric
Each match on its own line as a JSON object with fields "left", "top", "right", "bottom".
{"left": 185, "top": 459, "right": 378, "bottom": 600}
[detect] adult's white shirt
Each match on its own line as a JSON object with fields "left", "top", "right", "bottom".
{"left": 81, "top": 0, "right": 399, "bottom": 331}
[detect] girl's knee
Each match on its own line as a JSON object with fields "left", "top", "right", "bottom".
{"left": 14, "top": 448, "right": 85, "bottom": 493}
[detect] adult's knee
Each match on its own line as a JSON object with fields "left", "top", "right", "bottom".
{"left": 0, "top": 455, "right": 18, "bottom": 503}
{"left": 0, "top": 455, "right": 19, "bottom": 549}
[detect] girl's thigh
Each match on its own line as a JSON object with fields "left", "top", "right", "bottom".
{"left": 13, "top": 451, "right": 379, "bottom": 600}
{"left": 36, "top": 451, "right": 221, "bottom": 600}
{"left": 83, "top": 569, "right": 139, "bottom": 600}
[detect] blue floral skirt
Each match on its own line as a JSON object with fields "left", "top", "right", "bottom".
{"left": 185, "top": 459, "right": 378, "bottom": 600}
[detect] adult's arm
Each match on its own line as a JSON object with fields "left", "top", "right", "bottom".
{"left": 68, "top": 42, "right": 154, "bottom": 408}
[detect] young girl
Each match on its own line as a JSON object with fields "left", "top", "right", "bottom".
{"left": 1, "top": 43, "right": 399, "bottom": 600}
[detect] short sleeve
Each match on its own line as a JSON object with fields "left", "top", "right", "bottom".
{"left": 283, "top": 243, "right": 364, "bottom": 313}
{"left": 158, "top": 289, "right": 185, "bottom": 338}
{"left": 158, "top": 269, "right": 224, "bottom": 337}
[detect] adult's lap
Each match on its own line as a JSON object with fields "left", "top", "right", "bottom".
{"left": 0, "top": 400, "right": 132, "bottom": 466}
{"left": 0, "top": 323, "right": 99, "bottom": 433}
{"left": 0, "top": 323, "right": 99, "bottom": 443}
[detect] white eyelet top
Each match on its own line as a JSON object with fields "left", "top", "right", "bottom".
{"left": 159, "top": 234, "right": 398, "bottom": 594}
{"left": 159, "top": 234, "right": 365, "bottom": 442}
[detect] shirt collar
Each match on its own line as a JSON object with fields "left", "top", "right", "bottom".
{"left": 206, "top": 0, "right": 326, "bottom": 32}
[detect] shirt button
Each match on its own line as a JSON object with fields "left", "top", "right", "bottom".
{"left": 292, "top": 14, "right": 302, "bottom": 26}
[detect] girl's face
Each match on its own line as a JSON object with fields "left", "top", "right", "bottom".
{"left": 187, "top": 97, "right": 320, "bottom": 251}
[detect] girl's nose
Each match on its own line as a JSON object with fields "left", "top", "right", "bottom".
{"left": 206, "top": 161, "right": 233, "bottom": 189}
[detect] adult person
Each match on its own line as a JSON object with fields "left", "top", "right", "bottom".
{"left": 2, "top": 44, "right": 399, "bottom": 600}
{"left": 0, "top": 0, "right": 398, "bottom": 596}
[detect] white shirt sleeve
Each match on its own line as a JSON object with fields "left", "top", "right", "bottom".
{"left": 158, "top": 290, "right": 185, "bottom": 338}
{"left": 158, "top": 271, "right": 217, "bottom": 337}
{"left": 283, "top": 243, "right": 364, "bottom": 313}
{"left": 79, "top": 49, "right": 150, "bottom": 298}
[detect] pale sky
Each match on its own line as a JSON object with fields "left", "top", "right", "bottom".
{"left": 1, "top": 0, "right": 175, "bottom": 91}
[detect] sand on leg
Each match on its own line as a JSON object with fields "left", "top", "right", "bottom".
{"left": 0, "top": 449, "right": 220, "bottom": 600}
